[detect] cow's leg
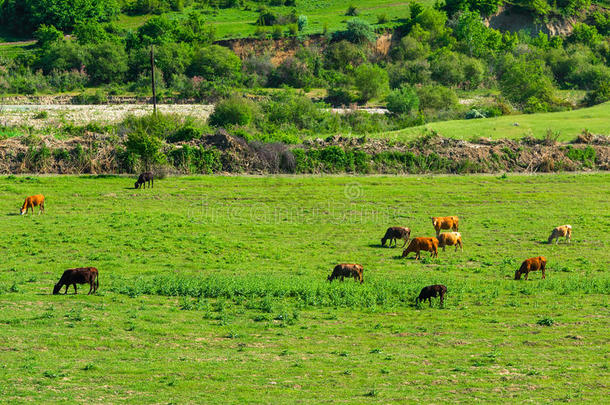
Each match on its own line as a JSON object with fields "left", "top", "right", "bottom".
{"left": 428, "top": 298, "right": 432, "bottom": 307}
{"left": 73, "top": 284, "right": 77, "bottom": 294}
{"left": 440, "top": 294, "right": 444, "bottom": 307}
{"left": 64, "top": 284, "right": 69, "bottom": 294}
{"left": 415, "top": 251, "right": 420, "bottom": 260}
{"left": 88, "top": 283, "right": 93, "bottom": 295}
{"left": 524, "top": 272, "right": 529, "bottom": 280}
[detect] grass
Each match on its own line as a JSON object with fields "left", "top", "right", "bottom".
{"left": 378, "top": 102, "right": 610, "bottom": 142}
{"left": 0, "top": 173, "right": 608, "bottom": 402}
{"left": 113, "top": 1, "right": 433, "bottom": 39}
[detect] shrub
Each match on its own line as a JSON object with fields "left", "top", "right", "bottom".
{"left": 354, "top": 64, "right": 390, "bottom": 102}
{"left": 188, "top": 45, "right": 242, "bottom": 82}
{"left": 500, "top": 56, "right": 556, "bottom": 106}
{"left": 342, "top": 18, "right": 376, "bottom": 44}
{"left": 85, "top": 42, "right": 128, "bottom": 84}
{"left": 209, "top": 95, "right": 257, "bottom": 127}
{"left": 324, "top": 40, "right": 366, "bottom": 72}
{"left": 377, "top": 14, "right": 389, "bottom": 24}
{"left": 346, "top": 5, "right": 359, "bottom": 16}
{"left": 34, "top": 25, "right": 63, "bottom": 48}
{"left": 416, "top": 85, "right": 458, "bottom": 110}
{"left": 297, "top": 15, "right": 308, "bottom": 32}
{"left": 386, "top": 86, "right": 420, "bottom": 115}
{"left": 269, "top": 57, "right": 313, "bottom": 88}
{"left": 125, "top": 130, "right": 164, "bottom": 170}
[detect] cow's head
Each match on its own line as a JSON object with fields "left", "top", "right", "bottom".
{"left": 52, "top": 283, "right": 62, "bottom": 294}
{"left": 514, "top": 270, "right": 522, "bottom": 280}
{"left": 134, "top": 181, "right": 140, "bottom": 189}
{"left": 20, "top": 208, "right": 25, "bottom": 215}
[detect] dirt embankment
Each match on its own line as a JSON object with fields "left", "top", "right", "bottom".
{"left": 1, "top": 130, "right": 608, "bottom": 175}
{"left": 484, "top": 6, "right": 581, "bottom": 36}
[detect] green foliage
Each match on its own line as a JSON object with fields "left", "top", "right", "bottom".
{"left": 33, "top": 25, "right": 63, "bottom": 48}
{"left": 168, "top": 145, "right": 222, "bottom": 173}
{"left": 335, "top": 18, "right": 376, "bottom": 44}
{"left": 85, "top": 41, "right": 128, "bottom": 84}
{"left": 354, "top": 64, "right": 389, "bottom": 102}
{"left": 500, "top": 56, "right": 556, "bottom": 106}
{"left": 125, "top": 129, "right": 164, "bottom": 169}
{"left": 570, "top": 23, "right": 602, "bottom": 47}
{"left": 188, "top": 45, "right": 242, "bottom": 82}
{"left": 324, "top": 40, "right": 366, "bottom": 72}
{"left": 209, "top": 95, "right": 257, "bottom": 127}
{"left": 386, "top": 86, "right": 420, "bottom": 115}
{"left": 416, "top": 85, "right": 458, "bottom": 110}
{"left": 0, "top": 0, "right": 120, "bottom": 35}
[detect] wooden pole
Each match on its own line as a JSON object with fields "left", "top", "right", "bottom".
{"left": 150, "top": 45, "right": 157, "bottom": 115}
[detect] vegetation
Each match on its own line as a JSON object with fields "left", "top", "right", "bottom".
{"left": 0, "top": 173, "right": 608, "bottom": 402}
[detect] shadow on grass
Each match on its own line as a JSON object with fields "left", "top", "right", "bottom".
{"left": 6, "top": 213, "right": 20, "bottom": 216}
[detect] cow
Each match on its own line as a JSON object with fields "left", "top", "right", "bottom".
{"left": 438, "top": 232, "right": 463, "bottom": 252}
{"left": 548, "top": 225, "right": 572, "bottom": 244}
{"left": 402, "top": 237, "right": 439, "bottom": 260}
{"left": 514, "top": 257, "right": 547, "bottom": 280}
{"left": 20, "top": 194, "right": 45, "bottom": 215}
{"left": 327, "top": 264, "right": 364, "bottom": 284}
{"left": 431, "top": 216, "right": 459, "bottom": 237}
{"left": 416, "top": 285, "right": 447, "bottom": 307}
{"left": 53, "top": 267, "right": 99, "bottom": 295}
{"left": 135, "top": 172, "right": 154, "bottom": 189}
{"left": 381, "top": 227, "right": 411, "bottom": 248}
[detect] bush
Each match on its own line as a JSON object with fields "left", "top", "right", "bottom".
{"left": 416, "top": 85, "right": 458, "bottom": 110}
{"left": 386, "top": 86, "right": 420, "bottom": 115}
{"left": 324, "top": 40, "right": 366, "bottom": 72}
{"left": 209, "top": 95, "right": 257, "bottom": 127}
{"left": 125, "top": 130, "right": 164, "bottom": 170}
{"left": 342, "top": 18, "right": 376, "bottom": 44}
{"left": 188, "top": 45, "right": 242, "bottom": 82}
{"left": 346, "top": 5, "right": 359, "bottom": 16}
{"left": 34, "top": 25, "right": 63, "bottom": 48}
{"left": 354, "top": 64, "right": 389, "bottom": 102}
{"left": 584, "top": 81, "right": 610, "bottom": 106}
{"left": 500, "top": 56, "right": 556, "bottom": 106}
{"left": 85, "top": 42, "right": 128, "bottom": 84}
{"left": 269, "top": 57, "right": 313, "bottom": 88}
{"left": 297, "top": 15, "right": 308, "bottom": 32}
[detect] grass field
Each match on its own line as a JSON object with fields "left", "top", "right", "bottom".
{"left": 113, "top": 1, "right": 428, "bottom": 39}
{"left": 0, "top": 173, "right": 609, "bottom": 403}
{"left": 378, "top": 102, "right": 610, "bottom": 143}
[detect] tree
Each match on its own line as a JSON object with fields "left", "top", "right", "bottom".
{"left": 500, "top": 56, "right": 556, "bottom": 106}
{"left": 188, "top": 45, "right": 242, "bottom": 82}
{"left": 354, "top": 64, "right": 389, "bottom": 102}
{"left": 209, "top": 95, "right": 257, "bottom": 127}
{"left": 85, "top": 41, "right": 128, "bottom": 84}
{"left": 386, "top": 85, "right": 420, "bottom": 115}
{"left": 341, "top": 18, "right": 376, "bottom": 44}
{"left": 34, "top": 25, "right": 63, "bottom": 48}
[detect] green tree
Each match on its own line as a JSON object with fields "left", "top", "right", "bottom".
{"left": 500, "top": 56, "right": 556, "bottom": 106}
{"left": 354, "top": 64, "right": 389, "bottom": 102}
{"left": 209, "top": 95, "right": 257, "bottom": 127}
{"left": 386, "top": 85, "right": 420, "bottom": 115}
{"left": 188, "top": 45, "right": 242, "bottom": 81}
{"left": 34, "top": 25, "right": 63, "bottom": 48}
{"left": 85, "top": 41, "right": 128, "bottom": 84}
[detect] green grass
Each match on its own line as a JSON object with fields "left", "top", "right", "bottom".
{"left": 114, "top": 1, "right": 432, "bottom": 39}
{"left": 378, "top": 102, "right": 610, "bottom": 143}
{"left": 0, "top": 173, "right": 608, "bottom": 402}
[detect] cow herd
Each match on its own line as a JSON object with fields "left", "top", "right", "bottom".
{"left": 331, "top": 216, "right": 572, "bottom": 307}
{"left": 17, "top": 181, "right": 572, "bottom": 307}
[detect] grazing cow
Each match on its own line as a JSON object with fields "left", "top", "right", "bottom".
{"left": 416, "top": 285, "right": 447, "bottom": 307}
{"left": 381, "top": 227, "right": 411, "bottom": 248}
{"left": 514, "top": 257, "right": 547, "bottom": 280}
{"left": 135, "top": 172, "right": 154, "bottom": 189}
{"left": 53, "top": 267, "right": 99, "bottom": 295}
{"left": 402, "top": 237, "right": 439, "bottom": 260}
{"left": 20, "top": 194, "right": 45, "bottom": 215}
{"left": 431, "top": 216, "right": 459, "bottom": 237}
{"left": 548, "top": 225, "right": 572, "bottom": 244}
{"left": 438, "top": 232, "right": 463, "bottom": 252}
{"left": 327, "top": 264, "right": 364, "bottom": 284}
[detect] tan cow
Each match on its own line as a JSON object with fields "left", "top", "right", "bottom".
{"left": 548, "top": 225, "right": 572, "bottom": 244}
{"left": 20, "top": 194, "right": 45, "bottom": 215}
{"left": 515, "top": 256, "right": 547, "bottom": 280}
{"left": 402, "top": 237, "right": 439, "bottom": 260}
{"left": 438, "top": 232, "right": 463, "bottom": 252}
{"left": 327, "top": 264, "right": 364, "bottom": 284}
{"left": 431, "top": 216, "right": 459, "bottom": 237}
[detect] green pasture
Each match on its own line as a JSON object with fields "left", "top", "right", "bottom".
{"left": 0, "top": 173, "right": 608, "bottom": 403}
{"left": 379, "top": 102, "right": 610, "bottom": 143}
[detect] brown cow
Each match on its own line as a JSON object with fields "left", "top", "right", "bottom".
{"left": 381, "top": 227, "right": 411, "bottom": 248}
{"left": 548, "top": 225, "right": 572, "bottom": 244}
{"left": 327, "top": 264, "right": 363, "bottom": 284}
{"left": 416, "top": 285, "right": 447, "bottom": 307}
{"left": 20, "top": 194, "right": 45, "bottom": 215}
{"left": 135, "top": 172, "right": 154, "bottom": 189}
{"left": 438, "top": 232, "right": 463, "bottom": 252}
{"left": 53, "top": 267, "right": 99, "bottom": 295}
{"left": 402, "top": 237, "right": 438, "bottom": 260}
{"left": 514, "top": 257, "right": 547, "bottom": 280}
{"left": 431, "top": 216, "right": 459, "bottom": 237}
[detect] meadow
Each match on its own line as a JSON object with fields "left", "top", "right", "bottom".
{"left": 0, "top": 173, "right": 608, "bottom": 403}
{"left": 378, "top": 102, "right": 610, "bottom": 143}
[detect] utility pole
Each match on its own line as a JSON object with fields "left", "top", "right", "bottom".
{"left": 150, "top": 45, "right": 157, "bottom": 115}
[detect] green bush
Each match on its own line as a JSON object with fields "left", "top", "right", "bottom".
{"left": 386, "top": 86, "right": 420, "bottom": 115}
{"left": 416, "top": 85, "right": 458, "bottom": 110}
{"left": 125, "top": 130, "right": 164, "bottom": 170}
{"left": 209, "top": 95, "right": 257, "bottom": 127}
{"left": 188, "top": 45, "right": 242, "bottom": 82}
{"left": 354, "top": 64, "right": 389, "bottom": 102}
